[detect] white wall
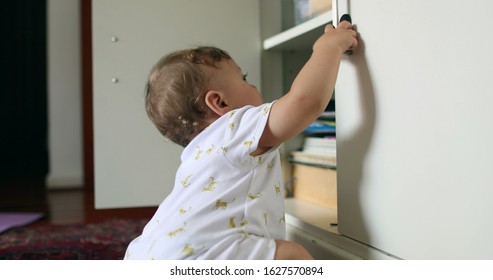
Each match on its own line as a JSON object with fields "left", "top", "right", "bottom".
{"left": 46, "top": 0, "right": 83, "bottom": 189}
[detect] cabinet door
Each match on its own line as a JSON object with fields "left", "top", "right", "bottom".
{"left": 93, "top": 0, "right": 260, "bottom": 208}
{"left": 335, "top": 0, "right": 493, "bottom": 259}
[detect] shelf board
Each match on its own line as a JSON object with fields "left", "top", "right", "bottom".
{"left": 285, "top": 197, "right": 338, "bottom": 235}
{"left": 285, "top": 198, "right": 398, "bottom": 260}
{"left": 263, "top": 10, "right": 333, "bottom": 51}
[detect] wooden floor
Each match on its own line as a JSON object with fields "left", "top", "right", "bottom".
{"left": 1, "top": 185, "right": 157, "bottom": 224}
{"left": 50, "top": 188, "right": 157, "bottom": 224}
{"left": 47, "top": 188, "right": 85, "bottom": 224}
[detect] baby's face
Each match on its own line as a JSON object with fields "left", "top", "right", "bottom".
{"left": 209, "top": 59, "right": 263, "bottom": 109}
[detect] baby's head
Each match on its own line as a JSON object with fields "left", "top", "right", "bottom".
{"left": 145, "top": 46, "right": 229, "bottom": 146}
{"left": 145, "top": 46, "right": 262, "bottom": 147}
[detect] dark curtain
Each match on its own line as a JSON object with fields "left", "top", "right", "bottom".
{"left": 0, "top": 0, "right": 48, "bottom": 181}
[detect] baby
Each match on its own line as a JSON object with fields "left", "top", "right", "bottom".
{"left": 125, "top": 21, "right": 357, "bottom": 260}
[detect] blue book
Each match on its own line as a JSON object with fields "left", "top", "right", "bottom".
{"left": 304, "top": 121, "right": 336, "bottom": 134}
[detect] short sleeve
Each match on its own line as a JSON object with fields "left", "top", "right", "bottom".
{"left": 220, "top": 102, "right": 274, "bottom": 167}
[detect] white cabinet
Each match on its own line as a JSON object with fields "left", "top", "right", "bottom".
{"left": 265, "top": 0, "right": 493, "bottom": 260}
{"left": 92, "top": 0, "right": 261, "bottom": 208}
{"left": 335, "top": 0, "right": 493, "bottom": 259}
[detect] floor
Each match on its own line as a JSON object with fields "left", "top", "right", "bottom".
{"left": 47, "top": 188, "right": 157, "bottom": 224}
{"left": 1, "top": 183, "right": 157, "bottom": 224}
{"left": 46, "top": 188, "right": 85, "bottom": 224}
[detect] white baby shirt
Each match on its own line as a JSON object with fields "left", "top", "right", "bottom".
{"left": 124, "top": 102, "right": 285, "bottom": 260}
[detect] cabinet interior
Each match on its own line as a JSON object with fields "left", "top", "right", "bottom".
{"left": 260, "top": 0, "right": 338, "bottom": 234}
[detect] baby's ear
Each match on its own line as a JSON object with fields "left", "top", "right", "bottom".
{"left": 204, "top": 90, "right": 231, "bottom": 116}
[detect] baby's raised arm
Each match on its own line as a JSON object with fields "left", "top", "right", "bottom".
{"left": 253, "top": 21, "right": 357, "bottom": 155}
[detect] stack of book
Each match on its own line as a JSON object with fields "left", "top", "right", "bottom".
{"left": 291, "top": 136, "right": 336, "bottom": 169}
{"left": 291, "top": 99, "right": 337, "bottom": 169}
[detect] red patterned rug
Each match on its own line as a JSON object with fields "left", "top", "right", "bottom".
{"left": 0, "top": 218, "right": 147, "bottom": 260}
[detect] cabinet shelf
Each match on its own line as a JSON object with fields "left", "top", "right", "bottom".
{"left": 285, "top": 197, "right": 338, "bottom": 234}
{"left": 263, "top": 10, "right": 332, "bottom": 51}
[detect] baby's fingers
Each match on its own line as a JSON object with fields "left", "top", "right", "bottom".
{"left": 337, "top": 20, "right": 353, "bottom": 30}
{"left": 324, "top": 20, "right": 353, "bottom": 35}
{"left": 324, "top": 23, "right": 335, "bottom": 33}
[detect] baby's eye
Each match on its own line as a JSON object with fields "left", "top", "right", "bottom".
{"left": 242, "top": 73, "right": 248, "bottom": 82}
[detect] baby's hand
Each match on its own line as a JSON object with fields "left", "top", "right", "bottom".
{"left": 313, "top": 21, "right": 358, "bottom": 54}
